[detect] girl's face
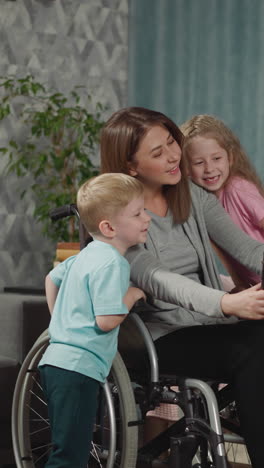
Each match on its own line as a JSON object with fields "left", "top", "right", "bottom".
{"left": 128, "top": 125, "right": 182, "bottom": 191}
{"left": 187, "top": 136, "right": 230, "bottom": 195}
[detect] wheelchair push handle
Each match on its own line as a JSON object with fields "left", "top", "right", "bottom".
{"left": 49, "top": 204, "right": 79, "bottom": 221}
{"left": 50, "top": 204, "right": 91, "bottom": 249}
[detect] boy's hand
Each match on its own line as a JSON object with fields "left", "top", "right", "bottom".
{"left": 123, "top": 287, "right": 146, "bottom": 311}
{"left": 221, "top": 283, "right": 264, "bottom": 320}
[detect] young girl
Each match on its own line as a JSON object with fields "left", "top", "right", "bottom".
{"left": 181, "top": 114, "right": 264, "bottom": 289}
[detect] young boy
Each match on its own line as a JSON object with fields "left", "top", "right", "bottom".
{"left": 39, "top": 173, "right": 151, "bottom": 468}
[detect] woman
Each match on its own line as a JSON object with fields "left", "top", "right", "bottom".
{"left": 100, "top": 107, "right": 264, "bottom": 467}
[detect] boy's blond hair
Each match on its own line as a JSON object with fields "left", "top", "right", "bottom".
{"left": 77, "top": 173, "right": 144, "bottom": 235}
{"left": 181, "top": 114, "right": 264, "bottom": 196}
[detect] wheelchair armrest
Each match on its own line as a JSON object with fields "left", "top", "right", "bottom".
{"left": 118, "top": 311, "right": 159, "bottom": 383}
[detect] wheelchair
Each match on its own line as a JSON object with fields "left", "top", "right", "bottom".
{"left": 11, "top": 205, "right": 252, "bottom": 468}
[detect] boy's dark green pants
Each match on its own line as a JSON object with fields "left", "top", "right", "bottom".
{"left": 39, "top": 365, "right": 100, "bottom": 468}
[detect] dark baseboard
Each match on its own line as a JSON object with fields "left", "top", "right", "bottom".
{"left": 3, "top": 287, "right": 45, "bottom": 296}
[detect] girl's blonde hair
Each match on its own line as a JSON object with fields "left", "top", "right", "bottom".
{"left": 181, "top": 114, "right": 264, "bottom": 196}
{"left": 77, "top": 173, "right": 144, "bottom": 235}
{"left": 100, "top": 107, "right": 191, "bottom": 224}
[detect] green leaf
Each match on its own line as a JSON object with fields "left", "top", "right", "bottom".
{"left": 9, "top": 140, "right": 18, "bottom": 149}
{"left": 0, "top": 73, "right": 105, "bottom": 242}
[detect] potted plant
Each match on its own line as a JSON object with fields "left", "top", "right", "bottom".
{"left": 0, "top": 75, "right": 105, "bottom": 244}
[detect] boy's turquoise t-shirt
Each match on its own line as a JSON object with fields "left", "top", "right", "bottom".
{"left": 39, "top": 240, "right": 130, "bottom": 383}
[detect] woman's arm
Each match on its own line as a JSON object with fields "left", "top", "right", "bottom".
{"left": 127, "top": 244, "right": 264, "bottom": 321}
{"left": 126, "top": 244, "right": 226, "bottom": 318}
{"left": 126, "top": 186, "right": 264, "bottom": 320}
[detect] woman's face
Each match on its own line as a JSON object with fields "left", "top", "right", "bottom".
{"left": 129, "top": 125, "right": 182, "bottom": 190}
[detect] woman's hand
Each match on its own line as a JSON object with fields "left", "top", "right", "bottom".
{"left": 123, "top": 287, "right": 146, "bottom": 311}
{"left": 221, "top": 283, "right": 264, "bottom": 320}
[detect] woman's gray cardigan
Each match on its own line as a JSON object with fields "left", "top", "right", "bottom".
{"left": 126, "top": 183, "right": 264, "bottom": 340}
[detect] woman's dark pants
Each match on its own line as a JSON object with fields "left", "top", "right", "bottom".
{"left": 155, "top": 320, "right": 264, "bottom": 468}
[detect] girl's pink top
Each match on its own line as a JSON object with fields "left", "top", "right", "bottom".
{"left": 218, "top": 176, "right": 264, "bottom": 285}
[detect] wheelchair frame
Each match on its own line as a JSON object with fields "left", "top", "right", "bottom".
{"left": 11, "top": 204, "right": 251, "bottom": 468}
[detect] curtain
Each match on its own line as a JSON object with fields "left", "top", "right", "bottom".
{"left": 128, "top": 0, "right": 264, "bottom": 174}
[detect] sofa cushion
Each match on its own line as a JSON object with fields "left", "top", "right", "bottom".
{"left": 0, "top": 293, "right": 49, "bottom": 363}
{"left": 0, "top": 356, "right": 20, "bottom": 423}
{"left": 0, "top": 355, "right": 18, "bottom": 368}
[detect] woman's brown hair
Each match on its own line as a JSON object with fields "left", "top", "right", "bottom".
{"left": 181, "top": 114, "right": 264, "bottom": 197}
{"left": 100, "top": 107, "right": 191, "bottom": 223}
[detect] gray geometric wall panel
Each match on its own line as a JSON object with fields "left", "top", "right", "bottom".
{"left": 0, "top": 0, "right": 128, "bottom": 291}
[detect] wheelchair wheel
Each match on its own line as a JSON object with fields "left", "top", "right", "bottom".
{"left": 221, "top": 402, "right": 252, "bottom": 467}
{"left": 12, "top": 331, "right": 138, "bottom": 468}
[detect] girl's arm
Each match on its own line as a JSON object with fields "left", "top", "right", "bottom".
{"left": 222, "top": 178, "right": 264, "bottom": 232}
{"left": 45, "top": 273, "right": 59, "bottom": 315}
{"left": 259, "top": 218, "right": 264, "bottom": 230}
{"left": 202, "top": 188, "right": 264, "bottom": 316}
{"left": 210, "top": 240, "right": 250, "bottom": 289}
{"left": 203, "top": 189, "right": 264, "bottom": 275}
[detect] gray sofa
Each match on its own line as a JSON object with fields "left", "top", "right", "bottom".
{"left": 0, "top": 292, "right": 50, "bottom": 464}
